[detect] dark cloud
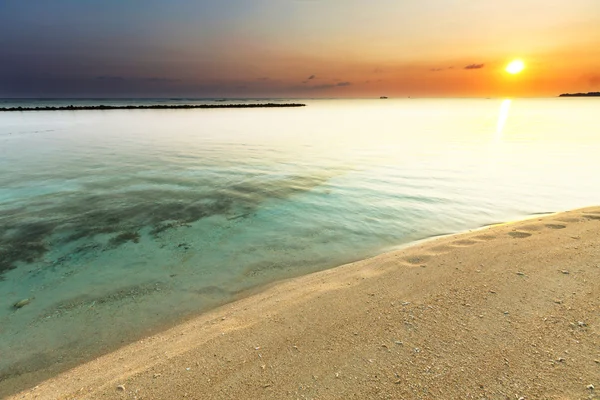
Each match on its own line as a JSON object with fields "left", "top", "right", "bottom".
{"left": 464, "top": 63, "right": 484, "bottom": 70}
{"left": 302, "top": 74, "right": 316, "bottom": 84}
{"left": 308, "top": 81, "right": 352, "bottom": 90}
{"left": 430, "top": 66, "right": 454, "bottom": 72}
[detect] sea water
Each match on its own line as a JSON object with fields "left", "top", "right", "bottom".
{"left": 1, "top": 98, "right": 599, "bottom": 394}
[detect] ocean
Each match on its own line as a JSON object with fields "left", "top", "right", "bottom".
{"left": 1, "top": 98, "right": 599, "bottom": 394}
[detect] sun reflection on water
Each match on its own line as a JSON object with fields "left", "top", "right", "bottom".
{"left": 495, "top": 99, "right": 512, "bottom": 141}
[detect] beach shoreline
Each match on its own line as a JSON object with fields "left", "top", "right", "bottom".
{"left": 6, "top": 206, "right": 600, "bottom": 399}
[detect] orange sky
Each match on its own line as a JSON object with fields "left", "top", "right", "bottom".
{"left": 2, "top": 0, "right": 599, "bottom": 97}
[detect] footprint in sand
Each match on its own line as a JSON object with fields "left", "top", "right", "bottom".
{"left": 473, "top": 234, "right": 496, "bottom": 241}
{"left": 557, "top": 217, "right": 580, "bottom": 223}
{"left": 405, "top": 255, "right": 431, "bottom": 265}
{"left": 545, "top": 223, "right": 566, "bottom": 229}
{"left": 450, "top": 239, "right": 478, "bottom": 247}
{"left": 519, "top": 224, "right": 544, "bottom": 232}
{"left": 508, "top": 231, "right": 532, "bottom": 239}
{"left": 430, "top": 245, "right": 453, "bottom": 253}
{"left": 583, "top": 214, "right": 600, "bottom": 220}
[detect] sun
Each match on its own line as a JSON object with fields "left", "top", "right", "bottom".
{"left": 505, "top": 59, "right": 525, "bottom": 74}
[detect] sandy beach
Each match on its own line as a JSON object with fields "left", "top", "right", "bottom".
{"left": 7, "top": 207, "right": 600, "bottom": 400}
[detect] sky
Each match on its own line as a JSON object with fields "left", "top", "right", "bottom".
{"left": 1, "top": 0, "right": 599, "bottom": 98}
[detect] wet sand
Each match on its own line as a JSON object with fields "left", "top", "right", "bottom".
{"left": 8, "top": 207, "right": 600, "bottom": 399}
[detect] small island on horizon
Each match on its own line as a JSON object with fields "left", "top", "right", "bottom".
{"left": 558, "top": 91, "right": 600, "bottom": 97}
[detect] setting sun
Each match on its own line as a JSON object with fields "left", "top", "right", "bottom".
{"left": 506, "top": 59, "right": 525, "bottom": 74}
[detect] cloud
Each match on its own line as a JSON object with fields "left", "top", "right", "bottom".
{"left": 311, "top": 82, "right": 351, "bottom": 90}
{"left": 310, "top": 84, "right": 336, "bottom": 90}
{"left": 464, "top": 64, "right": 485, "bottom": 70}
{"left": 430, "top": 66, "right": 454, "bottom": 72}
{"left": 589, "top": 74, "right": 600, "bottom": 87}
{"left": 298, "top": 81, "right": 353, "bottom": 90}
{"left": 302, "top": 74, "right": 316, "bottom": 84}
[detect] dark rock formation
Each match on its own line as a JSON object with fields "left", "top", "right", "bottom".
{"left": 0, "top": 103, "right": 306, "bottom": 112}
{"left": 558, "top": 92, "right": 600, "bottom": 97}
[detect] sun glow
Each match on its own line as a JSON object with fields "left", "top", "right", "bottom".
{"left": 505, "top": 59, "right": 525, "bottom": 74}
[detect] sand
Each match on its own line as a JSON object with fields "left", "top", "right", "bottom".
{"left": 8, "top": 207, "right": 600, "bottom": 400}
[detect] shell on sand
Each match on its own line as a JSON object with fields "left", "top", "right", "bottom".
{"left": 13, "top": 298, "right": 32, "bottom": 309}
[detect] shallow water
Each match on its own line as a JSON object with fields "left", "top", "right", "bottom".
{"left": 1, "top": 98, "right": 599, "bottom": 393}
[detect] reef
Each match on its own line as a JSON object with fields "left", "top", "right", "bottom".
{"left": 0, "top": 103, "right": 306, "bottom": 112}
{"left": 558, "top": 92, "right": 600, "bottom": 97}
{"left": 107, "top": 231, "right": 141, "bottom": 247}
{"left": 0, "top": 171, "right": 339, "bottom": 278}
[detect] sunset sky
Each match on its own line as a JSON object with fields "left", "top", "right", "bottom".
{"left": 1, "top": 0, "right": 599, "bottom": 98}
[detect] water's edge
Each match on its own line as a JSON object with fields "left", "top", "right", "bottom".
{"left": 0, "top": 207, "right": 570, "bottom": 397}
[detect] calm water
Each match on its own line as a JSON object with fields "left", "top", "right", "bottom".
{"left": 1, "top": 98, "right": 599, "bottom": 393}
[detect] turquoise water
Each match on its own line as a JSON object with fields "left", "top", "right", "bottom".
{"left": 1, "top": 98, "right": 599, "bottom": 393}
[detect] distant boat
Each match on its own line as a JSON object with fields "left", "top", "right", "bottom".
{"left": 380, "top": 96, "right": 388, "bottom": 99}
